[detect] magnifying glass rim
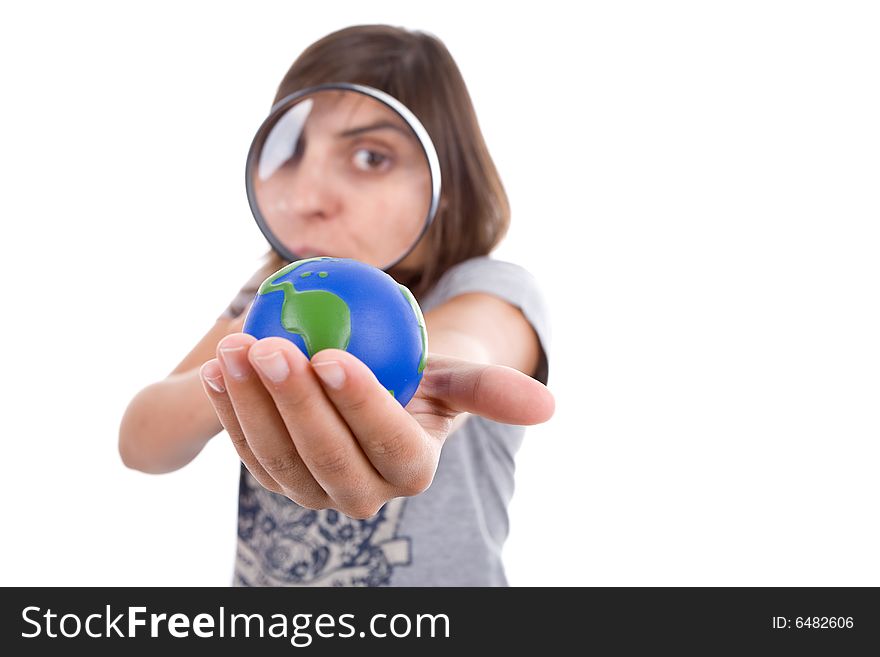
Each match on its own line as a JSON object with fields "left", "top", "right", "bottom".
{"left": 245, "top": 82, "right": 442, "bottom": 271}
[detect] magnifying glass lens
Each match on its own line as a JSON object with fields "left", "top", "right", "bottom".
{"left": 247, "top": 87, "right": 439, "bottom": 270}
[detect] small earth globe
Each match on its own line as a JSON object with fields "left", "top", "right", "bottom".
{"left": 243, "top": 257, "right": 428, "bottom": 407}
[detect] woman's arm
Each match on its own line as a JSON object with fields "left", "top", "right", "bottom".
{"left": 118, "top": 311, "right": 246, "bottom": 474}
{"left": 423, "top": 291, "right": 543, "bottom": 435}
{"left": 197, "top": 290, "right": 552, "bottom": 517}
{"left": 120, "top": 289, "right": 544, "bottom": 476}
{"left": 424, "top": 291, "right": 541, "bottom": 374}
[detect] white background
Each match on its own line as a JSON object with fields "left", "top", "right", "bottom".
{"left": 1, "top": 1, "right": 878, "bottom": 586}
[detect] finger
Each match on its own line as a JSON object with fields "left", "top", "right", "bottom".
{"left": 216, "top": 333, "right": 329, "bottom": 509}
{"left": 310, "top": 349, "right": 439, "bottom": 496}
{"left": 419, "top": 353, "right": 556, "bottom": 425}
{"left": 248, "top": 338, "right": 392, "bottom": 518}
{"left": 198, "top": 358, "right": 285, "bottom": 497}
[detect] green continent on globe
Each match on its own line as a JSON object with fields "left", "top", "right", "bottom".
{"left": 258, "top": 257, "right": 351, "bottom": 357}
{"left": 399, "top": 284, "right": 428, "bottom": 374}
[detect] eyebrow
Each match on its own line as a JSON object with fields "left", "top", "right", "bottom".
{"left": 337, "top": 121, "right": 412, "bottom": 139}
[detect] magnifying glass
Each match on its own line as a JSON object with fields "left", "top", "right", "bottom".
{"left": 246, "top": 83, "right": 441, "bottom": 270}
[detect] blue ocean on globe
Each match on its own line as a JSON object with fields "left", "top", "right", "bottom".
{"left": 243, "top": 257, "right": 428, "bottom": 407}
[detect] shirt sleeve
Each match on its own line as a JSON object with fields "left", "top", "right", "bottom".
{"left": 419, "top": 256, "right": 552, "bottom": 386}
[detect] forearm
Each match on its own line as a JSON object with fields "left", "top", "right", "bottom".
{"left": 424, "top": 300, "right": 541, "bottom": 434}
{"left": 118, "top": 369, "right": 223, "bottom": 474}
{"left": 425, "top": 327, "right": 492, "bottom": 436}
{"left": 428, "top": 327, "right": 491, "bottom": 365}
{"left": 423, "top": 292, "right": 541, "bottom": 378}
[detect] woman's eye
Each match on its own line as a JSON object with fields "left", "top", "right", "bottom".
{"left": 352, "top": 148, "right": 391, "bottom": 172}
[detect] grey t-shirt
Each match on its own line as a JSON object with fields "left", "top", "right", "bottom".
{"left": 221, "top": 256, "right": 551, "bottom": 586}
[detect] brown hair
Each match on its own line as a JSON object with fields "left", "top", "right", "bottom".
{"left": 258, "top": 24, "right": 510, "bottom": 300}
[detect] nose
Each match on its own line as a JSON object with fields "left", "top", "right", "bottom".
{"left": 286, "top": 147, "right": 342, "bottom": 221}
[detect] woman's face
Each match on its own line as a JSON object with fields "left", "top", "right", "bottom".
{"left": 252, "top": 90, "right": 432, "bottom": 269}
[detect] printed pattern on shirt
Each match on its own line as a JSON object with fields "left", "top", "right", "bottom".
{"left": 234, "top": 469, "right": 411, "bottom": 587}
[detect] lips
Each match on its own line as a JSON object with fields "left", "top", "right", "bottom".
{"left": 291, "top": 245, "right": 326, "bottom": 258}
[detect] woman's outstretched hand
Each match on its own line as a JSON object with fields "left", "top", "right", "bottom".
{"left": 199, "top": 333, "right": 554, "bottom": 518}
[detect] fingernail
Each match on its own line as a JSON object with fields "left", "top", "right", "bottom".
{"left": 219, "top": 345, "right": 250, "bottom": 380}
{"left": 253, "top": 350, "right": 290, "bottom": 384}
{"left": 313, "top": 360, "right": 345, "bottom": 390}
{"left": 200, "top": 362, "right": 226, "bottom": 393}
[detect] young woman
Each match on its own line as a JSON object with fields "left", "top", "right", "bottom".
{"left": 119, "top": 24, "right": 554, "bottom": 586}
